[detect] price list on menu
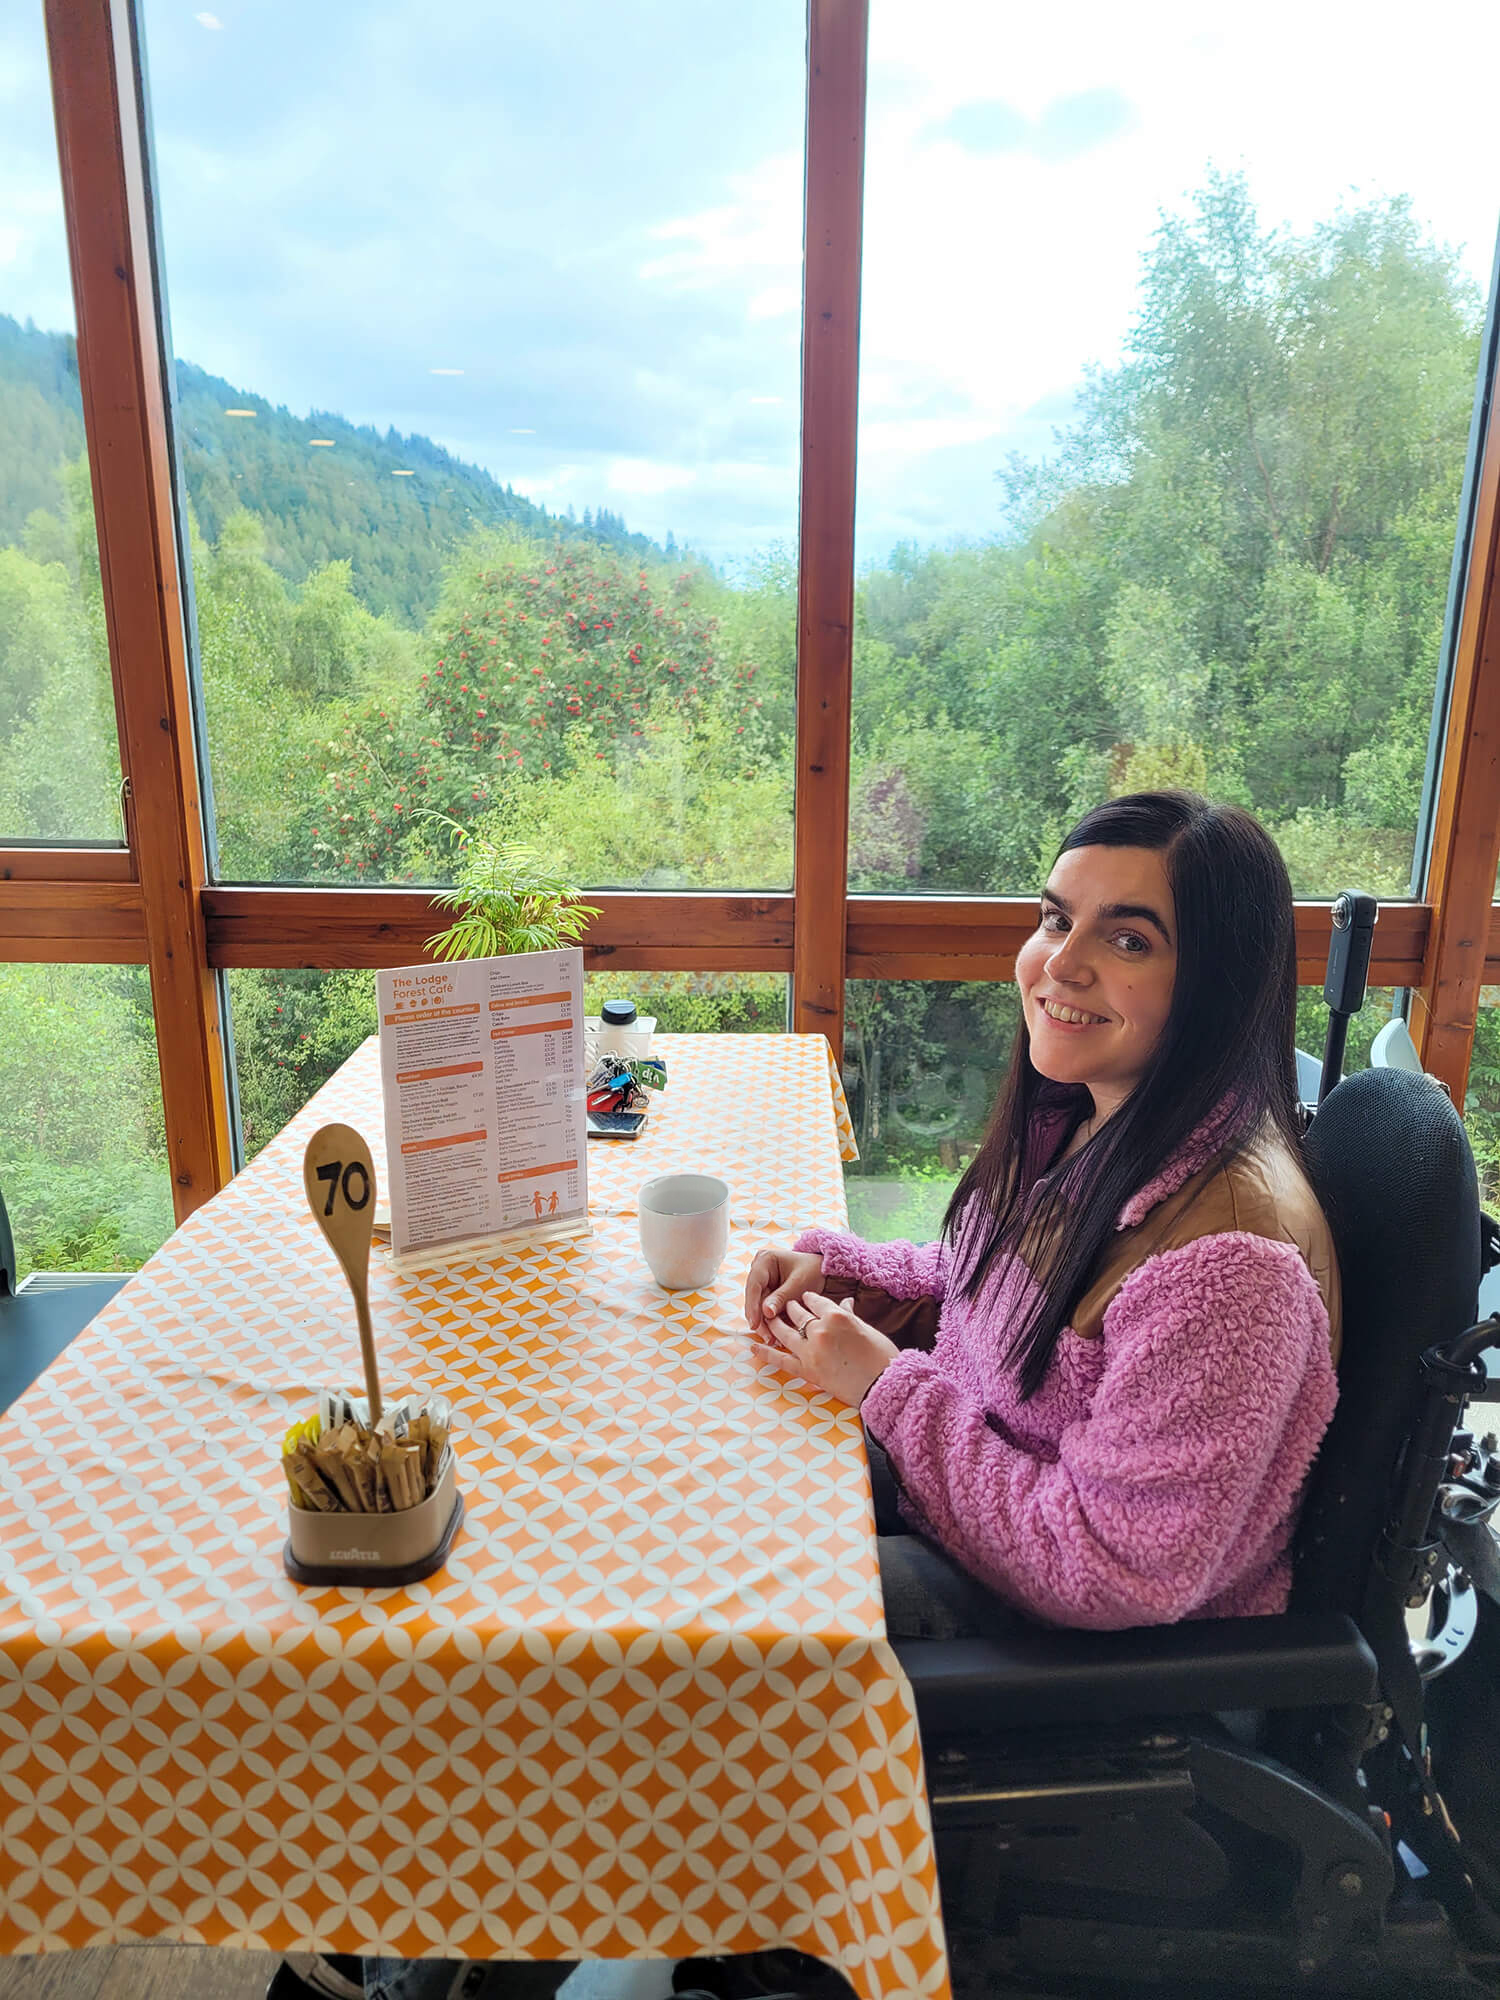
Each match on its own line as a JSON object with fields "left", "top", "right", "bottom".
{"left": 376, "top": 947, "right": 588, "bottom": 1260}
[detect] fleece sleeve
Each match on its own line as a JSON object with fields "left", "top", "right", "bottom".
{"left": 859, "top": 1232, "right": 1337, "bottom": 1629}
{"left": 793, "top": 1227, "right": 952, "bottom": 1303}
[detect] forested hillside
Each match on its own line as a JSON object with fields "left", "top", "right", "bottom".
{"left": 0, "top": 312, "right": 656, "bottom": 624}
{"left": 3, "top": 176, "right": 1498, "bottom": 1268}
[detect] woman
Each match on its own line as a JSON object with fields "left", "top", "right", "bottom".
{"left": 745, "top": 790, "right": 1340, "bottom": 1638}
{"left": 282, "top": 794, "right": 1337, "bottom": 1999}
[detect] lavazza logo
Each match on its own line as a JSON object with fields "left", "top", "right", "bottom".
{"left": 330, "top": 1547, "right": 382, "bottom": 1562}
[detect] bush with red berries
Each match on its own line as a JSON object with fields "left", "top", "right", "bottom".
{"left": 300, "top": 538, "right": 760, "bottom": 877}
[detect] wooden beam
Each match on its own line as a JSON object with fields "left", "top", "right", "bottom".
{"left": 199, "top": 886, "right": 1427, "bottom": 991}
{"left": 791, "top": 0, "right": 867, "bottom": 1058}
{"left": 845, "top": 897, "right": 1430, "bottom": 988}
{"left": 46, "top": 0, "right": 233, "bottom": 1218}
{"left": 1291, "top": 900, "right": 1428, "bottom": 992}
{"left": 0, "top": 881, "right": 147, "bottom": 960}
{"left": 204, "top": 888, "right": 796, "bottom": 971}
{"left": 1411, "top": 363, "right": 1500, "bottom": 1101}
{"left": 0, "top": 846, "right": 134, "bottom": 882}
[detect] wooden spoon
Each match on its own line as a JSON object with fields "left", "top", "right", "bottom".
{"left": 303, "top": 1121, "right": 383, "bottom": 1423}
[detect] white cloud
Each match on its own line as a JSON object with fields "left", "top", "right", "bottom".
{"left": 520, "top": 462, "right": 586, "bottom": 501}
{"left": 641, "top": 151, "right": 802, "bottom": 297}
{"left": 0, "top": 152, "right": 72, "bottom": 324}
{"left": 11, "top": 0, "right": 1494, "bottom": 569}
{"left": 861, "top": 415, "right": 1013, "bottom": 457}
{"left": 747, "top": 285, "right": 800, "bottom": 321}
{"left": 847, "top": 0, "right": 1500, "bottom": 554}
{"left": 607, "top": 458, "right": 697, "bottom": 497}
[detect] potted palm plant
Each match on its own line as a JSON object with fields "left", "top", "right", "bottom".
{"left": 423, "top": 810, "right": 599, "bottom": 961}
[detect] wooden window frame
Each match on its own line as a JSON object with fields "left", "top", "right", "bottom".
{"left": 36, "top": 0, "right": 232, "bottom": 1220}
{"left": 8, "top": 0, "right": 1498, "bottom": 1218}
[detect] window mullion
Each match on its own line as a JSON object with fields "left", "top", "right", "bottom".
{"left": 793, "top": 0, "right": 868, "bottom": 1056}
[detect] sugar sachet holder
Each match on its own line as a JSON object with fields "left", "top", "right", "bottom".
{"left": 283, "top": 1445, "right": 462, "bottom": 1587}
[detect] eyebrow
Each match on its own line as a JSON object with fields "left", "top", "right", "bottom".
{"left": 1041, "top": 886, "right": 1174, "bottom": 947}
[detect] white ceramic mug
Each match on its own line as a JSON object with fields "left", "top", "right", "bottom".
{"left": 639, "top": 1173, "right": 730, "bottom": 1291}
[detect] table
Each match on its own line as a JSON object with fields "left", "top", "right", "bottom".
{"left": 0, "top": 1034, "right": 950, "bottom": 2000}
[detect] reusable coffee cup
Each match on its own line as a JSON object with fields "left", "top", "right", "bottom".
{"left": 639, "top": 1172, "right": 730, "bottom": 1290}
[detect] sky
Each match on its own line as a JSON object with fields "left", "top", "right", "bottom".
{"left": 4, "top": 0, "right": 1500, "bottom": 573}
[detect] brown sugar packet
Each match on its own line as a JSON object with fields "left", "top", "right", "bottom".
{"left": 342, "top": 1429, "right": 379, "bottom": 1513}
{"left": 312, "top": 1425, "right": 365, "bottom": 1511}
{"left": 285, "top": 1447, "right": 340, "bottom": 1512}
{"left": 325, "top": 1459, "right": 364, "bottom": 1513}
{"left": 381, "top": 1439, "right": 425, "bottom": 1511}
{"left": 422, "top": 1427, "right": 443, "bottom": 1494}
{"left": 366, "top": 1426, "right": 392, "bottom": 1513}
{"left": 418, "top": 1397, "right": 452, "bottom": 1494}
{"left": 310, "top": 1408, "right": 433, "bottom": 1511}
{"left": 377, "top": 1440, "right": 406, "bottom": 1511}
{"left": 401, "top": 1408, "right": 433, "bottom": 1494}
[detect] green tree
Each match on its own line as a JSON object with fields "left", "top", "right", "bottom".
{"left": 304, "top": 533, "right": 770, "bottom": 881}
{"left": 0, "top": 965, "right": 172, "bottom": 1275}
{"left": 0, "top": 538, "right": 118, "bottom": 839}
{"left": 849, "top": 177, "right": 1480, "bottom": 904}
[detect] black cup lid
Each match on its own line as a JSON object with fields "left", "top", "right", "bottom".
{"left": 600, "top": 998, "right": 637, "bottom": 1026}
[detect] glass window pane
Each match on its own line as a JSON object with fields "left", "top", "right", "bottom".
{"left": 0, "top": 8, "right": 124, "bottom": 841}
{"left": 228, "top": 968, "right": 379, "bottom": 1161}
{"left": 0, "top": 965, "right": 173, "bottom": 1277}
{"left": 852, "top": 0, "right": 1499, "bottom": 896}
{"left": 1295, "top": 988, "right": 1396, "bottom": 1083}
{"left": 846, "top": 979, "right": 1393, "bottom": 1242}
{"left": 227, "top": 969, "right": 788, "bottom": 1159}
{"left": 141, "top": 2, "right": 802, "bottom": 890}
{"left": 585, "top": 971, "right": 788, "bottom": 1041}
{"left": 843, "top": 979, "right": 1018, "bottom": 1241}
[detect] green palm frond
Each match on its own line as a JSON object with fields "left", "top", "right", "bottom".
{"left": 421, "top": 809, "right": 600, "bottom": 962}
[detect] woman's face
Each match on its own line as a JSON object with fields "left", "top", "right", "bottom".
{"left": 1016, "top": 843, "right": 1178, "bottom": 1115}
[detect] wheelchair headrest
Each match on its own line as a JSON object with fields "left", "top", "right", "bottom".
{"left": 1293, "top": 1067, "right": 1481, "bottom": 1613}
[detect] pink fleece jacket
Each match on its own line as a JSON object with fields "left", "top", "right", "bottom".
{"left": 797, "top": 1114, "right": 1339, "bottom": 1631}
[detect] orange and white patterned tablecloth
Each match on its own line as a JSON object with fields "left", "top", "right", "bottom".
{"left": 0, "top": 1034, "right": 949, "bottom": 2000}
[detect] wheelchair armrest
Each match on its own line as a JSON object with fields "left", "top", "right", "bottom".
{"left": 892, "top": 1610, "right": 1378, "bottom": 1736}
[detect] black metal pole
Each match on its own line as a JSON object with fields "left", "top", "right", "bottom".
{"left": 1318, "top": 1016, "right": 1351, "bottom": 1109}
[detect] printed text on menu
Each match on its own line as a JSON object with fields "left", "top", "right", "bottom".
{"left": 376, "top": 948, "right": 587, "bottom": 1258}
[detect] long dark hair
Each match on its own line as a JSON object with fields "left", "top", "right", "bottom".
{"left": 945, "top": 791, "right": 1302, "bottom": 1400}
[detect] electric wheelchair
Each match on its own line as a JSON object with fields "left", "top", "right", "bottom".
{"left": 876, "top": 897, "right": 1500, "bottom": 1999}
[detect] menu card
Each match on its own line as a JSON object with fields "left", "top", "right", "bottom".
{"left": 376, "top": 947, "right": 588, "bottom": 1262}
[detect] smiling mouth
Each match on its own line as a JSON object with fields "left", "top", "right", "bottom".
{"left": 1039, "top": 998, "right": 1110, "bottom": 1026}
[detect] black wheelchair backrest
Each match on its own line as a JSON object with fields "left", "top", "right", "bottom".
{"left": 1294, "top": 1066, "right": 1482, "bottom": 1614}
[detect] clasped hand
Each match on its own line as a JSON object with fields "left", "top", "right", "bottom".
{"left": 743, "top": 1246, "right": 899, "bottom": 1409}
